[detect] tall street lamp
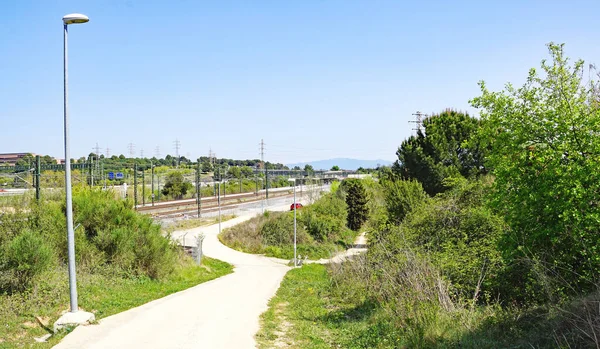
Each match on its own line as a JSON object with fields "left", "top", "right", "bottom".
{"left": 63, "top": 13, "right": 88, "bottom": 313}
{"left": 288, "top": 178, "right": 297, "bottom": 266}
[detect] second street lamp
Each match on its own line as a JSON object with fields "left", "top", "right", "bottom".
{"left": 288, "top": 178, "right": 297, "bottom": 267}
{"left": 63, "top": 12, "right": 89, "bottom": 314}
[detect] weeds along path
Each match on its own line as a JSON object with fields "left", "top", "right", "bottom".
{"left": 53, "top": 204, "right": 293, "bottom": 349}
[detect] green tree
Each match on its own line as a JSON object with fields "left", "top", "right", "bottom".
{"left": 240, "top": 166, "right": 254, "bottom": 178}
{"left": 471, "top": 43, "right": 600, "bottom": 298}
{"left": 392, "top": 109, "right": 487, "bottom": 196}
{"left": 161, "top": 171, "right": 192, "bottom": 199}
{"left": 381, "top": 179, "right": 428, "bottom": 224}
{"left": 330, "top": 165, "right": 340, "bottom": 171}
{"left": 342, "top": 179, "right": 369, "bottom": 231}
{"left": 15, "top": 153, "right": 34, "bottom": 167}
{"left": 227, "top": 166, "right": 241, "bottom": 179}
{"left": 304, "top": 164, "right": 314, "bottom": 175}
{"left": 201, "top": 161, "right": 213, "bottom": 173}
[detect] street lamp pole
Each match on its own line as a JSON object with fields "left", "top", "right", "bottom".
{"left": 63, "top": 13, "right": 89, "bottom": 313}
{"left": 289, "top": 178, "right": 297, "bottom": 267}
{"left": 218, "top": 181, "right": 222, "bottom": 234}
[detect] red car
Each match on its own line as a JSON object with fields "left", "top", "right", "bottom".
{"left": 290, "top": 203, "right": 303, "bottom": 210}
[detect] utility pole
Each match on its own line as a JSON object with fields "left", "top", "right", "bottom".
{"left": 174, "top": 139, "right": 181, "bottom": 168}
{"left": 196, "top": 161, "right": 201, "bottom": 218}
{"left": 106, "top": 147, "right": 110, "bottom": 158}
{"left": 410, "top": 111, "right": 428, "bottom": 133}
{"left": 133, "top": 163, "right": 138, "bottom": 208}
{"left": 151, "top": 162, "right": 155, "bottom": 206}
{"left": 157, "top": 175, "right": 161, "bottom": 202}
{"left": 140, "top": 149, "right": 144, "bottom": 159}
{"left": 35, "top": 155, "right": 41, "bottom": 200}
{"left": 154, "top": 146, "right": 161, "bottom": 158}
{"left": 128, "top": 143, "right": 135, "bottom": 158}
{"left": 142, "top": 167, "right": 145, "bottom": 207}
{"left": 260, "top": 139, "right": 269, "bottom": 201}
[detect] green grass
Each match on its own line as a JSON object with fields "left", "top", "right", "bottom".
{"left": 0, "top": 256, "right": 232, "bottom": 349}
{"left": 257, "top": 264, "right": 402, "bottom": 349}
{"left": 162, "top": 214, "right": 236, "bottom": 235}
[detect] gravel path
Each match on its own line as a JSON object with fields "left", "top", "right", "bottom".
{"left": 53, "top": 204, "right": 293, "bottom": 349}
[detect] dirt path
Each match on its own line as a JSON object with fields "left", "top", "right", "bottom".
{"left": 54, "top": 205, "right": 293, "bottom": 349}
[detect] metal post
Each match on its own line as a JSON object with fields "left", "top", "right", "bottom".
{"left": 64, "top": 24, "right": 78, "bottom": 313}
{"left": 157, "top": 175, "right": 160, "bottom": 202}
{"left": 239, "top": 177, "right": 242, "bottom": 194}
{"left": 35, "top": 155, "right": 41, "bottom": 201}
{"left": 151, "top": 162, "right": 155, "bottom": 206}
{"left": 218, "top": 182, "right": 221, "bottom": 234}
{"left": 293, "top": 181, "right": 297, "bottom": 266}
{"left": 102, "top": 160, "right": 105, "bottom": 189}
{"left": 266, "top": 168, "right": 269, "bottom": 200}
{"left": 133, "top": 164, "right": 138, "bottom": 208}
{"left": 142, "top": 167, "right": 145, "bottom": 207}
{"left": 196, "top": 163, "right": 201, "bottom": 218}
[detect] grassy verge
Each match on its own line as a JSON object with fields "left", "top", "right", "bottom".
{"left": 220, "top": 192, "right": 358, "bottom": 260}
{"left": 257, "top": 264, "right": 395, "bottom": 349}
{"left": 0, "top": 256, "right": 232, "bottom": 349}
{"left": 162, "top": 214, "right": 236, "bottom": 235}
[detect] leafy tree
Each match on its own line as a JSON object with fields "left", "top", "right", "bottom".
{"left": 292, "top": 166, "right": 301, "bottom": 170}
{"left": 381, "top": 179, "right": 428, "bottom": 224}
{"left": 161, "top": 171, "right": 192, "bottom": 199}
{"left": 342, "top": 179, "right": 369, "bottom": 231}
{"left": 227, "top": 166, "right": 241, "bottom": 179}
{"left": 240, "top": 166, "right": 254, "bottom": 178}
{"left": 304, "top": 164, "right": 314, "bottom": 174}
{"left": 201, "top": 161, "right": 213, "bottom": 173}
{"left": 392, "top": 109, "right": 487, "bottom": 196}
{"left": 471, "top": 43, "right": 600, "bottom": 298}
{"left": 15, "top": 153, "right": 34, "bottom": 167}
{"left": 330, "top": 165, "right": 340, "bottom": 171}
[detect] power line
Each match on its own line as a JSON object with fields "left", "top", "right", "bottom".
{"left": 409, "top": 111, "right": 428, "bottom": 132}
{"left": 174, "top": 139, "right": 181, "bottom": 168}
{"left": 259, "top": 139, "right": 265, "bottom": 170}
{"left": 128, "top": 143, "right": 135, "bottom": 158}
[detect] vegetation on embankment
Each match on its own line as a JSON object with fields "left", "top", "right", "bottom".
{"left": 219, "top": 188, "right": 361, "bottom": 260}
{"left": 0, "top": 188, "right": 233, "bottom": 348}
{"left": 258, "top": 44, "right": 600, "bottom": 348}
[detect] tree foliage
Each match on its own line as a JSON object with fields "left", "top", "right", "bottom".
{"left": 161, "top": 171, "right": 193, "bottom": 199}
{"left": 392, "top": 110, "right": 487, "bottom": 196}
{"left": 471, "top": 43, "right": 600, "bottom": 298}
{"left": 381, "top": 179, "right": 428, "bottom": 224}
{"left": 341, "top": 179, "right": 369, "bottom": 231}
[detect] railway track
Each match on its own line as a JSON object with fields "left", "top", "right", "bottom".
{"left": 137, "top": 190, "right": 293, "bottom": 218}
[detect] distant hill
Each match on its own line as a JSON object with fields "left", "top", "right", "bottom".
{"left": 287, "top": 158, "right": 392, "bottom": 171}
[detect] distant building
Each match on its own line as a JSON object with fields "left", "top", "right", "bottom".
{"left": 0, "top": 153, "right": 36, "bottom": 166}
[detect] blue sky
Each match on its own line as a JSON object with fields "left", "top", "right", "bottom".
{"left": 2, "top": 0, "right": 599, "bottom": 164}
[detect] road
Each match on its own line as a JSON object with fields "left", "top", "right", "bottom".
{"left": 53, "top": 200, "right": 302, "bottom": 349}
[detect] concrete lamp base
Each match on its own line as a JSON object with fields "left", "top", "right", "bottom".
{"left": 53, "top": 310, "right": 95, "bottom": 333}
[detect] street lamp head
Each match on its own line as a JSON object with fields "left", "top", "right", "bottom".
{"left": 63, "top": 13, "right": 89, "bottom": 25}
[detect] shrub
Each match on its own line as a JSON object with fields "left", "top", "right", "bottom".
{"left": 0, "top": 230, "right": 54, "bottom": 292}
{"left": 161, "top": 171, "right": 193, "bottom": 199}
{"left": 381, "top": 179, "right": 428, "bottom": 224}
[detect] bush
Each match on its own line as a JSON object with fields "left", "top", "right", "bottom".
{"left": 381, "top": 179, "right": 428, "bottom": 224}
{"left": 0, "top": 230, "right": 54, "bottom": 292}
{"left": 161, "top": 171, "right": 193, "bottom": 199}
